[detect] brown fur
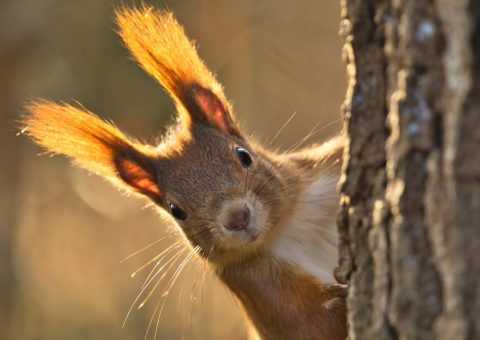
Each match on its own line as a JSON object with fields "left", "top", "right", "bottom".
{"left": 23, "top": 7, "right": 347, "bottom": 340}
{"left": 219, "top": 255, "right": 347, "bottom": 340}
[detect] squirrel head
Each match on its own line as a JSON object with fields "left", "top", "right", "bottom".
{"left": 23, "top": 7, "right": 294, "bottom": 266}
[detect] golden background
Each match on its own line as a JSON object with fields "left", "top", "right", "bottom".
{"left": 1, "top": 0, "right": 344, "bottom": 339}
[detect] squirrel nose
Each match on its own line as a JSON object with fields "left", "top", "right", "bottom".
{"left": 226, "top": 205, "right": 251, "bottom": 231}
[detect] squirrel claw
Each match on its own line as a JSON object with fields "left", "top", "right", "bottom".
{"left": 324, "top": 283, "right": 348, "bottom": 299}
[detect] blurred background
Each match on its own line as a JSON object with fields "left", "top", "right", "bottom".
{"left": 0, "top": 0, "right": 345, "bottom": 339}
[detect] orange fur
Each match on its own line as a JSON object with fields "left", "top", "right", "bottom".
{"left": 116, "top": 6, "right": 234, "bottom": 129}
{"left": 23, "top": 101, "right": 157, "bottom": 192}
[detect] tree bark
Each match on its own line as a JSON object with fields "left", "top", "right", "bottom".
{"left": 336, "top": 1, "right": 480, "bottom": 339}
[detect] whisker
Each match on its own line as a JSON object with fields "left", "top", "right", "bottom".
{"left": 188, "top": 229, "right": 210, "bottom": 243}
{"left": 188, "top": 258, "right": 204, "bottom": 335}
{"left": 123, "top": 246, "right": 187, "bottom": 328}
{"left": 144, "top": 294, "right": 163, "bottom": 340}
{"left": 246, "top": 168, "right": 259, "bottom": 193}
{"left": 200, "top": 259, "right": 209, "bottom": 307}
{"left": 121, "top": 230, "right": 179, "bottom": 263}
{"left": 152, "top": 247, "right": 199, "bottom": 340}
{"left": 269, "top": 111, "right": 297, "bottom": 145}
{"left": 144, "top": 251, "right": 196, "bottom": 338}
{"left": 193, "top": 216, "right": 216, "bottom": 223}
{"left": 200, "top": 240, "right": 217, "bottom": 306}
{"left": 284, "top": 122, "right": 322, "bottom": 154}
{"left": 154, "top": 301, "right": 162, "bottom": 340}
{"left": 139, "top": 244, "right": 185, "bottom": 291}
{"left": 138, "top": 247, "right": 188, "bottom": 309}
{"left": 248, "top": 152, "right": 292, "bottom": 196}
{"left": 253, "top": 172, "right": 277, "bottom": 199}
{"left": 130, "top": 240, "right": 183, "bottom": 279}
{"left": 179, "top": 258, "right": 198, "bottom": 340}
{"left": 261, "top": 198, "right": 282, "bottom": 206}
{"left": 186, "top": 241, "right": 216, "bottom": 338}
{"left": 162, "top": 246, "right": 200, "bottom": 301}
{"left": 177, "top": 253, "right": 197, "bottom": 311}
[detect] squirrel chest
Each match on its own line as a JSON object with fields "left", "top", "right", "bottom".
{"left": 269, "top": 172, "right": 339, "bottom": 283}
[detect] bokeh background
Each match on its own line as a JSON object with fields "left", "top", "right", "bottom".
{"left": 0, "top": 0, "right": 345, "bottom": 339}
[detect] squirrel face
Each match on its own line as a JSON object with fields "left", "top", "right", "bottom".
{"left": 156, "top": 124, "right": 290, "bottom": 265}
{"left": 23, "top": 7, "right": 293, "bottom": 266}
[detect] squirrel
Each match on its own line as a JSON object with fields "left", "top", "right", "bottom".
{"left": 22, "top": 6, "right": 347, "bottom": 340}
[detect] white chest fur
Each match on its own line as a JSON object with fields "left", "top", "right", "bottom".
{"left": 269, "top": 173, "right": 339, "bottom": 283}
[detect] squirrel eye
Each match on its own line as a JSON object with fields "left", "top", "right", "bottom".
{"left": 235, "top": 147, "right": 252, "bottom": 167}
{"left": 169, "top": 203, "right": 187, "bottom": 220}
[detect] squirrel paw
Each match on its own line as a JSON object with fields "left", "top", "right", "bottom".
{"left": 333, "top": 266, "right": 348, "bottom": 284}
{"left": 323, "top": 283, "right": 348, "bottom": 299}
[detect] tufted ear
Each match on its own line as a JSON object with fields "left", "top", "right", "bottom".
{"left": 116, "top": 7, "right": 241, "bottom": 137}
{"left": 182, "top": 84, "right": 239, "bottom": 135}
{"left": 114, "top": 151, "right": 161, "bottom": 198}
{"left": 23, "top": 101, "right": 162, "bottom": 200}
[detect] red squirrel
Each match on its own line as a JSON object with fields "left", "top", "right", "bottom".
{"left": 23, "top": 6, "right": 347, "bottom": 340}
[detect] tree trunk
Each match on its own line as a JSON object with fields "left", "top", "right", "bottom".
{"left": 336, "top": 1, "right": 480, "bottom": 339}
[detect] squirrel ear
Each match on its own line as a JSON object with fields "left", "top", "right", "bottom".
{"left": 182, "top": 84, "right": 239, "bottom": 136}
{"left": 23, "top": 101, "right": 162, "bottom": 200}
{"left": 114, "top": 153, "right": 161, "bottom": 198}
{"left": 116, "top": 7, "right": 242, "bottom": 137}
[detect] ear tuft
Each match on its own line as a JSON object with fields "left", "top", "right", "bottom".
{"left": 116, "top": 7, "right": 241, "bottom": 137}
{"left": 115, "top": 7, "right": 218, "bottom": 108}
{"left": 23, "top": 100, "right": 162, "bottom": 199}
{"left": 23, "top": 100, "right": 130, "bottom": 179}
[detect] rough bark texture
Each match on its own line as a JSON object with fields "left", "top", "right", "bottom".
{"left": 337, "top": 0, "right": 480, "bottom": 339}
